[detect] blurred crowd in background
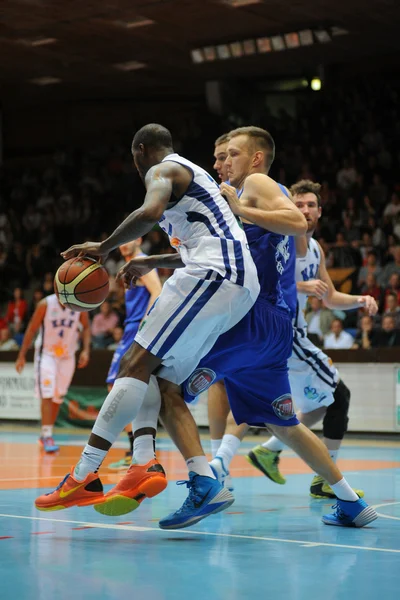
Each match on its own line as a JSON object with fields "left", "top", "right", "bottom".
{"left": 0, "top": 82, "right": 399, "bottom": 351}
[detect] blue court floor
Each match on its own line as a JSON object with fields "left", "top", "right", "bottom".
{"left": 0, "top": 429, "right": 399, "bottom": 600}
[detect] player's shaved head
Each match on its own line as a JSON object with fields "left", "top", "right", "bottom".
{"left": 132, "top": 123, "right": 173, "bottom": 152}
{"left": 228, "top": 126, "right": 275, "bottom": 168}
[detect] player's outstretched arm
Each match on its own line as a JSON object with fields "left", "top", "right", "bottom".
{"left": 62, "top": 163, "right": 178, "bottom": 260}
{"left": 318, "top": 243, "right": 378, "bottom": 316}
{"left": 117, "top": 253, "right": 184, "bottom": 288}
{"left": 221, "top": 176, "right": 307, "bottom": 236}
{"left": 15, "top": 300, "right": 47, "bottom": 373}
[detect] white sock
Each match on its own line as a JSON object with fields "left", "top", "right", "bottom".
{"left": 74, "top": 445, "right": 108, "bottom": 481}
{"left": 211, "top": 438, "right": 222, "bottom": 459}
{"left": 330, "top": 477, "right": 359, "bottom": 502}
{"left": 215, "top": 434, "right": 241, "bottom": 470}
{"left": 42, "top": 425, "right": 53, "bottom": 438}
{"left": 133, "top": 434, "right": 155, "bottom": 465}
{"left": 92, "top": 377, "right": 148, "bottom": 444}
{"left": 328, "top": 449, "right": 339, "bottom": 463}
{"left": 262, "top": 436, "right": 285, "bottom": 452}
{"left": 186, "top": 456, "right": 216, "bottom": 478}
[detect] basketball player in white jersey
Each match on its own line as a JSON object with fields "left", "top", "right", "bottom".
{"left": 16, "top": 294, "right": 91, "bottom": 452}
{"left": 35, "top": 123, "right": 259, "bottom": 524}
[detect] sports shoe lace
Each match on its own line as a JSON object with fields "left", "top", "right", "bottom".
{"left": 46, "top": 474, "right": 70, "bottom": 496}
{"left": 175, "top": 478, "right": 202, "bottom": 512}
{"left": 331, "top": 502, "right": 349, "bottom": 521}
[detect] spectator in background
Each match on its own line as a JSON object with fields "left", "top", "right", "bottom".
{"left": 41, "top": 272, "right": 55, "bottom": 296}
{"left": 382, "top": 292, "right": 400, "bottom": 327}
{"left": 352, "top": 315, "right": 375, "bottom": 350}
{"left": 305, "top": 297, "right": 335, "bottom": 343}
{"left": 91, "top": 300, "right": 120, "bottom": 349}
{"left": 357, "top": 251, "right": 382, "bottom": 288}
{"left": 107, "top": 326, "right": 124, "bottom": 351}
{"left": 378, "top": 246, "right": 400, "bottom": 287}
{"left": 369, "top": 173, "right": 388, "bottom": 208}
{"left": 372, "top": 315, "right": 400, "bottom": 347}
{"left": 28, "top": 288, "right": 44, "bottom": 319}
{"left": 360, "top": 273, "right": 383, "bottom": 306}
{"left": 383, "top": 192, "right": 400, "bottom": 220}
{"left": 0, "top": 326, "right": 19, "bottom": 351}
{"left": 26, "top": 244, "right": 48, "bottom": 281}
{"left": 336, "top": 159, "right": 358, "bottom": 193}
{"left": 6, "top": 287, "right": 28, "bottom": 332}
{"left": 324, "top": 319, "right": 355, "bottom": 350}
{"left": 384, "top": 273, "right": 400, "bottom": 305}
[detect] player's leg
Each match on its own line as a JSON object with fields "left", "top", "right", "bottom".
{"left": 35, "top": 271, "right": 252, "bottom": 513}
{"left": 209, "top": 390, "right": 249, "bottom": 490}
{"left": 106, "top": 330, "right": 136, "bottom": 470}
{"left": 310, "top": 380, "right": 364, "bottom": 498}
{"left": 266, "top": 421, "right": 377, "bottom": 526}
{"left": 94, "top": 375, "right": 167, "bottom": 516}
{"left": 157, "top": 378, "right": 234, "bottom": 530}
{"left": 36, "top": 353, "right": 60, "bottom": 453}
{"left": 208, "top": 380, "right": 230, "bottom": 458}
{"left": 35, "top": 342, "right": 161, "bottom": 511}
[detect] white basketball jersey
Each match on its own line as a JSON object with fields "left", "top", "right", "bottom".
{"left": 158, "top": 153, "right": 259, "bottom": 299}
{"left": 35, "top": 294, "right": 81, "bottom": 358}
{"left": 294, "top": 238, "right": 321, "bottom": 332}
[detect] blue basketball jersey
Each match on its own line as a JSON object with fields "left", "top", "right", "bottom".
{"left": 124, "top": 254, "right": 151, "bottom": 325}
{"left": 241, "top": 182, "right": 296, "bottom": 316}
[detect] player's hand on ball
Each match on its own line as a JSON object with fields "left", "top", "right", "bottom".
{"left": 77, "top": 350, "right": 90, "bottom": 369}
{"left": 15, "top": 355, "right": 26, "bottom": 374}
{"left": 220, "top": 183, "right": 241, "bottom": 215}
{"left": 117, "top": 258, "right": 153, "bottom": 288}
{"left": 303, "top": 279, "right": 329, "bottom": 299}
{"left": 357, "top": 295, "right": 378, "bottom": 316}
{"left": 61, "top": 242, "right": 107, "bottom": 262}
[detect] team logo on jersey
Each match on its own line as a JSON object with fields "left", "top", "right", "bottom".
{"left": 304, "top": 386, "right": 328, "bottom": 403}
{"left": 271, "top": 394, "right": 295, "bottom": 420}
{"left": 304, "top": 386, "right": 319, "bottom": 400}
{"left": 186, "top": 368, "right": 216, "bottom": 396}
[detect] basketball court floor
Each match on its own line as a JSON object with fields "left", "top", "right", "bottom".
{"left": 1, "top": 426, "right": 399, "bottom": 600}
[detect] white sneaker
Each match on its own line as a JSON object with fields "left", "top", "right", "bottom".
{"left": 210, "top": 457, "right": 234, "bottom": 491}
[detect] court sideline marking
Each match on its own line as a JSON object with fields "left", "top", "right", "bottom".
{"left": 0, "top": 512, "right": 399, "bottom": 554}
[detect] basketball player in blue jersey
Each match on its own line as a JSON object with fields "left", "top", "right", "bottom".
{"left": 168, "top": 127, "right": 377, "bottom": 528}
{"left": 35, "top": 123, "right": 259, "bottom": 521}
{"left": 107, "top": 240, "right": 162, "bottom": 471}
{"left": 247, "top": 180, "right": 378, "bottom": 497}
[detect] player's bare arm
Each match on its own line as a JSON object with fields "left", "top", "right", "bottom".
{"left": 140, "top": 267, "right": 163, "bottom": 318}
{"left": 62, "top": 162, "right": 188, "bottom": 261}
{"left": 117, "top": 253, "right": 184, "bottom": 288}
{"left": 220, "top": 175, "right": 307, "bottom": 236}
{"left": 15, "top": 300, "right": 47, "bottom": 373}
{"left": 317, "top": 242, "right": 378, "bottom": 315}
{"left": 78, "top": 312, "right": 91, "bottom": 369}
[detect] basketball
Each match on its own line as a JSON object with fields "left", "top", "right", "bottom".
{"left": 54, "top": 256, "right": 109, "bottom": 312}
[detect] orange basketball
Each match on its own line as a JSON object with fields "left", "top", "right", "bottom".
{"left": 54, "top": 256, "right": 109, "bottom": 312}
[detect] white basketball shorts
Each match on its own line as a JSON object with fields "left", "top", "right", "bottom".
{"left": 288, "top": 331, "right": 339, "bottom": 413}
{"left": 34, "top": 352, "right": 76, "bottom": 404}
{"left": 135, "top": 267, "right": 257, "bottom": 384}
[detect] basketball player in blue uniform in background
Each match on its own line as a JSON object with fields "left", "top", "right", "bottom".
{"left": 107, "top": 240, "right": 162, "bottom": 470}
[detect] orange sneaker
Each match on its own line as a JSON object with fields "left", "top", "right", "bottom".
{"left": 35, "top": 468, "right": 104, "bottom": 511}
{"left": 94, "top": 459, "right": 167, "bottom": 517}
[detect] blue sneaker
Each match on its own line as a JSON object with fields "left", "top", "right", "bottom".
{"left": 39, "top": 436, "right": 60, "bottom": 453}
{"left": 322, "top": 498, "right": 377, "bottom": 528}
{"left": 210, "top": 457, "right": 234, "bottom": 492}
{"left": 159, "top": 472, "right": 234, "bottom": 530}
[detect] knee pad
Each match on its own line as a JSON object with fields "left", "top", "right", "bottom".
{"left": 322, "top": 380, "right": 350, "bottom": 440}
